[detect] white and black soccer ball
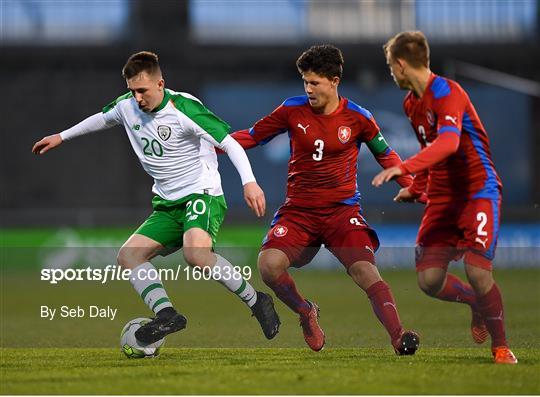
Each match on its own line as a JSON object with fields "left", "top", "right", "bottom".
{"left": 120, "top": 317, "right": 164, "bottom": 358}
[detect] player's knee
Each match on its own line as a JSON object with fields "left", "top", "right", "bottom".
{"left": 417, "top": 276, "right": 442, "bottom": 297}
{"left": 182, "top": 247, "right": 213, "bottom": 269}
{"left": 117, "top": 246, "right": 147, "bottom": 269}
{"left": 257, "top": 261, "right": 282, "bottom": 284}
{"left": 417, "top": 268, "right": 446, "bottom": 296}
{"left": 465, "top": 264, "right": 494, "bottom": 295}
{"left": 257, "top": 251, "right": 289, "bottom": 284}
{"left": 347, "top": 261, "right": 380, "bottom": 290}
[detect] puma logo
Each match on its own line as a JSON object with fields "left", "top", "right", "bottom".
{"left": 297, "top": 123, "right": 310, "bottom": 134}
{"left": 475, "top": 237, "right": 488, "bottom": 248}
{"left": 445, "top": 115, "right": 458, "bottom": 125}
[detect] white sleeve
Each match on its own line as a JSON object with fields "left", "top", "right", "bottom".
{"left": 218, "top": 135, "right": 256, "bottom": 186}
{"left": 59, "top": 112, "right": 119, "bottom": 141}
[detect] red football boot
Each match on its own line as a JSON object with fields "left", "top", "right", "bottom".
{"left": 299, "top": 300, "right": 325, "bottom": 351}
{"left": 492, "top": 346, "right": 518, "bottom": 364}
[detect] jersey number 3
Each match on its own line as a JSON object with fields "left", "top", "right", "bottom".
{"left": 313, "top": 139, "right": 324, "bottom": 161}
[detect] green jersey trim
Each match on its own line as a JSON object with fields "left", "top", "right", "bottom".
{"left": 366, "top": 131, "right": 390, "bottom": 155}
{"left": 152, "top": 89, "right": 172, "bottom": 113}
{"left": 170, "top": 92, "right": 230, "bottom": 143}
{"left": 102, "top": 92, "right": 133, "bottom": 113}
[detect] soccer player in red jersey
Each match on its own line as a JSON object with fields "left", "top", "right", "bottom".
{"left": 373, "top": 31, "right": 517, "bottom": 364}
{"left": 229, "top": 45, "right": 419, "bottom": 354}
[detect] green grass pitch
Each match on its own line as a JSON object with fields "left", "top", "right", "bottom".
{"left": 1, "top": 228, "right": 539, "bottom": 394}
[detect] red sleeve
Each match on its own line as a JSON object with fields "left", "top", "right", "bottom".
{"left": 247, "top": 104, "right": 289, "bottom": 145}
{"left": 215, "top": 103, "right": 289, "bottom": 154}
{"left": 375, "top": 149, "right": 414, "bottom": 188}
{"left": 408, "top": 169, "right": 428, "bottom": 197}
{"left": 229, "top": 129, "right": 258, "bottom": 150}
{"left": 399, "top": 133, "right": 460, "bottom": 174}
{"left": 215, "top": 129, "right": 257, "bottom": 154}
{"left": 400, "top": 85, "right": 466, "bottom": 174}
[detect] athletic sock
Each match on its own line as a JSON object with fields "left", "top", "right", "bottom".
{"left": 436, "top": 273, "right": 478, "bottom": 308}
{"left": 212, "top": 254, "right": 257, "bottom": 307}
{"left": 476, "top": 283, "right": 508, "bottom": 347}
{"left": 130, "top": 262, "right": 173, "bottom": 314}
{"left": 267, "top": 272, "right": 311, "bottom": 316}
{"left": 366, "top": 280, "right": 403, "bottom": 343}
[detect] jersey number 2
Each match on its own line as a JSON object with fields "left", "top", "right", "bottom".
{"left": 313, "top": 139, "right": 324, "bottom": 161}
{"left": 476, "top": 212, "right": 488, "bottom": 236}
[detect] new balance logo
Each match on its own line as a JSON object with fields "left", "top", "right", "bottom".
{"left": 445, "top": 115, "right": 458, "bottom": 125}
{"left": 297, "top": 123, "right": 310, "bottom": 134}
{"left": 132, "top": 124, "right": 141, "bottom": 131}
{"left": 475, "top": 237, "right": 488, "bottom": 248}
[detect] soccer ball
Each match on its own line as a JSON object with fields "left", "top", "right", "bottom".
{"left": 120, "top": 317, "right": 164, "bottom": 358}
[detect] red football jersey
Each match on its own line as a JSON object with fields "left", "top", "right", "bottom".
{"left": 403, "top": 74, "right": 502, "bottom": 203}
{"left": 240, "top": 96, "right": 390, "bottom": 208}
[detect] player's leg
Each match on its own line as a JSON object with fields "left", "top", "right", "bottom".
{"left": 182, "top": 194, "right": 280, "bottom": 339}
{"left": 414, "top": 202, "right": 489, "bottom": 343}
{"left": 259, "top": 210, "right": 325, "bottom": 351}
{"left": 117, "top": 233, "right": 175, "bottom": 314}
{"left": 118, "top": 212, "right": 188, "bottom": 344}
{"left": 348, "top": 260, "right": 420, "bottom": 355}
{"left": 460, "top": 197, "right": 516, "bottom": 363}
{"left": 324, "top": 206, "right": 418, "bottom": 355}
{"left": 183, "top": 227, "right": 260, "bottom": 308}
{"left": 258, "top": 248, "right": 310, "bottom": 315}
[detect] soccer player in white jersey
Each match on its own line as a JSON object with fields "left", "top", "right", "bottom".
{"left": 32, "top": 51, "right": 280, "bottom": 343}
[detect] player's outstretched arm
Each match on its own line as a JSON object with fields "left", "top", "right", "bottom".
{"left": 32, "top": 134, "right": 63, "bottom": 155}
{"left": 372, "top": 133, "right": 459, "bottom": 187}
{"left": 372, "top": 166, "right": 403, "bottom": 187}
{"left": 393, "top": 187, "right": 427, "bottom": 204}
{"left": 230, "top": 130, "right": 259, "bottom": 150}
{"left": 214, "top": 130, "right": 258, "bottom": 155}
{"left": 219, "top": 135, "right": 266, "bottom": 217}
{"left": 32, "top": 112, "right": 117, "bottom": 156}
{"left": 365, "top": 131, "right": 412, "bottom": 187}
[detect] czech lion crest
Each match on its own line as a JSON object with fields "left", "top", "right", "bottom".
{"left": 338, "top": 126, "right": 351, "bottom": 144}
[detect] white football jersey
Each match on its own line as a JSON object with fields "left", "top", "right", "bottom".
{"left": 102, "top": 89, "right": 229, "bottom": 200}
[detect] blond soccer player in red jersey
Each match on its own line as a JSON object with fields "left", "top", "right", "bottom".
{"left": 373, "top": 31, "right": 516, "bottom": 364}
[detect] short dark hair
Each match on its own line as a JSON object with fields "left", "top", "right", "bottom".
{"left": 296, "top": 44, "right": 344, "bottom": 79}
{"left": 383, "top": 31, "right": 430, "bottom": 68}
{"left": 122, "top": 51, "right": 161, "bottom": 79}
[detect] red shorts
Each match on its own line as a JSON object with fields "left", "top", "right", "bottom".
{"left": 261, "top": 203, "right": 379, "bottom": 269}
{"left": 415, "top": 195, "right": 501, "bottom": 272}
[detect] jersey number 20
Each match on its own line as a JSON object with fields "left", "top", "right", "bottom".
{"left": 142, "top": 137, "right": 164, "bottom": 157}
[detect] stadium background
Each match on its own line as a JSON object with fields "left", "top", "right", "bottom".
{"left": 1, "top": 1, "right": 539, "bottom": 394}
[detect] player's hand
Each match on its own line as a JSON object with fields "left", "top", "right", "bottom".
{"left": 416, "top": 192, "right": 428, "bottom": 204}
{"left": 243, "top": 181, "right": 266, "bottom": 217}
{"left": 372, "top": 166, "right": 403, "bottom": 187}
{"left": 394, "top": 187, "right": 416, "bottom": 203}
{"left": 32, "top": 134, "right": 63, "bottom": 155}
